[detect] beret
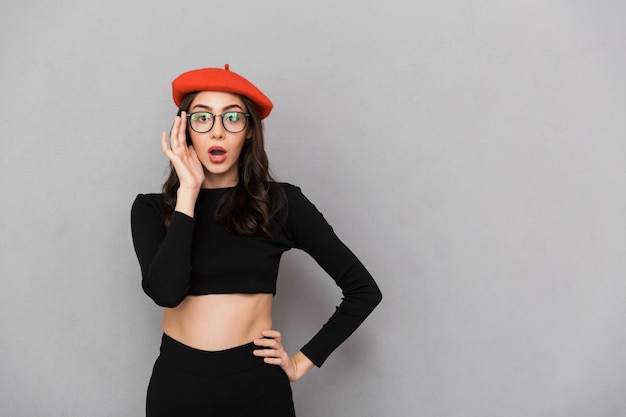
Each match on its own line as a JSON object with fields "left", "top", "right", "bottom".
{"left": 172, "top": 64, "right": 273, "bottom": 119}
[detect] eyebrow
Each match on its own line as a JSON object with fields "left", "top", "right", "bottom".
{"left": 190, "top": 104, "right": 245, "bottom": 112}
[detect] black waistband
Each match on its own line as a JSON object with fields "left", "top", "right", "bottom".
{"left": 158, "top": 333, "right": 267, "bottom": 377}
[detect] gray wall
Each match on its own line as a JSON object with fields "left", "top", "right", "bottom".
{"left": 1, "top": 0, "right": 625, "bottom": 416}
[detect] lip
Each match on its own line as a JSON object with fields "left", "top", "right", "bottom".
{"left": 208, "top": 146, "right": 227, "bottom": 163}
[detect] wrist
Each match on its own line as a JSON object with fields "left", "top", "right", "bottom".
{"left": 175, "top": 188, "right": 199, "bottom": 218}
{"left": 291, "top": 351, "right": 315, "bottom": 381}
{"left": 177, "top": 185, "right": 200, "bottom": 195}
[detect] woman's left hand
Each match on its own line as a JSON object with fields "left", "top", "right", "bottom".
{"left": 253, "top": 330, "right": 314, "bottom": 382}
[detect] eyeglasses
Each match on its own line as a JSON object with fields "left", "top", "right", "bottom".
{"left": 187, "top": 111, "right": 250, "bottom": 134}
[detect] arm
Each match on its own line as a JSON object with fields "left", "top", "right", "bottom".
{"left": 285, "top": 184, "right": 383, "bottom": 367}
{"left": 130, "top": 112, "right": 205, "bottom": 307}
{"left": 130, "top": 195, "right": 196, "bottom": 307}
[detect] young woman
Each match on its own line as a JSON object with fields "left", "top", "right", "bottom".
{"left": 131, "top": 64, "right": 382, "bottom": 416}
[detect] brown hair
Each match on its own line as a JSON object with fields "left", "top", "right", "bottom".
{"left": 161, "top": 93, "right": 285, "bottom": 236}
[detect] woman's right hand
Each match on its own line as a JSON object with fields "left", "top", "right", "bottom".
{"left": 161, "top": 111, "right": 205, "bottom": 192}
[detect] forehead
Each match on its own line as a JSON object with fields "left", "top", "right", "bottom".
{"left": 190, "top": 91, "right": 246, "bottom": 109}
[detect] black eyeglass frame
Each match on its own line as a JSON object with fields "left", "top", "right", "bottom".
{"left": 186, "top": 111, "right": 250, "bottom": 134}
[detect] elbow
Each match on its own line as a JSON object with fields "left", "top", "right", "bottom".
{"left": 373, "top": 286, "right": 383, "bottom": 306}
{"left": 351, "top": 282, "right": 382, "bottom": 315}
{"left": 142, "top": 281, "right": 187, "bottom": 308}
{"left": 153, "top": 295, "right": 186, "bottom": 308}
{"left": 367, "top": 285, "right": 383, "bottom": 312}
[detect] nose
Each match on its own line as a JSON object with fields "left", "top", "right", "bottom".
{"left": 210, "top": 116, "right": 225, "bottom": 139}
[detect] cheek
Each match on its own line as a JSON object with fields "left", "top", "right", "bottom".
{"left": 234, "top": 138, "right": 248, "bottom": 154}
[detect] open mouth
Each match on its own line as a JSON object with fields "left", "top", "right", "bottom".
{"left": 208, "top": 147, "right": 227, "bottom": 163}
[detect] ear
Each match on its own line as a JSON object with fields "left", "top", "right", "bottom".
{"left": 246, "top": 129, "right": 253, "bottom": 140}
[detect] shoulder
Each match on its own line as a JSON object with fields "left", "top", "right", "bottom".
{"left": 133, "top": 192, "right": 164, "bottom": 206}
{"left": 273, "top": 182, "right": 317, "bottom": 211}
{"left": 274, "top": 182, "right": 306, "bottom": 200}
{"left": 131, "top": 193, "right": 165, "bottom": 217}
{"left": 274, "top": 181, "right": 297, "bottom": 191}
{"left": 273, "top": 182, "right": 335, "bottom": 249}
{"left": 273, "top": 182, "right": 327, "bottom": 222}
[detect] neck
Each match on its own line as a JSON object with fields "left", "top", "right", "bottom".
{"left": 202, "top": 174, "right": 238, "bottom": 189}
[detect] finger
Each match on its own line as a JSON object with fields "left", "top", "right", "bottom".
{"left": 187, "top": 144, "right": 200, "bottom": 163}
{"left": 173, "top": 112, "right": 188, "bottom": 152}
{"left": 170, "top": 115, "right": 184, "bottom": 152}
{"left": 253, "top": 348, "right": 287, "bottom": 362}
{"left": 253, "top": 337, "right": 280, "bottom": 349}
{"left": 262, "top": 357, "right": 284, "bottom": 366}
{"left": 253, "top": 347, "right": 280, "bottom": 356}
{"left": 260, "top": 329, "right": 282, "bottom": 342}
{"left": 178, "top": 111, "right": 188, "bottom": 144}
{"left": 161, "top": 131, "right": 173, "bottom": 157}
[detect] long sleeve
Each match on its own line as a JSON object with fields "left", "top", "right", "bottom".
{"left": 130, "top": 194, "right": 196, "bottom": 307}
{"left": 283, "top": 185, "right": 382, "bottom": 367}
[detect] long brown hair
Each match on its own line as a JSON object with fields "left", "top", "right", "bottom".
{"left": 161, "top": 92, "right": 285, "bottom": 236}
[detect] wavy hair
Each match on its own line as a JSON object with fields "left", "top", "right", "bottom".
{"left": 161, "top": 92, "right": 285, "bottom": 237}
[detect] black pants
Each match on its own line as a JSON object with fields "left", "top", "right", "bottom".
{"left": 146, "top": 334, "right": 296, "bottom": 417}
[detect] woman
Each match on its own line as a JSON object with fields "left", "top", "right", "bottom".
{"left": 131, "top": 64, "right": 382, "bottom": 416}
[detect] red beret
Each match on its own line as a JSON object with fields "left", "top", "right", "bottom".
{"left": 171, "top": 64, "right": 273, "bottom": 119}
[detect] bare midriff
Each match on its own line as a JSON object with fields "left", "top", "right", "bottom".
{"left": 162, "top": 293, "right": 274, "bottom": 351}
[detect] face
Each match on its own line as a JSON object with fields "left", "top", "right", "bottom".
{"left": 187, "top": 91, "right": 252, "bottom": 188}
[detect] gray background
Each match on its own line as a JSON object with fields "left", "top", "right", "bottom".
{"left": 1, "top": 0, "right": 625, "bottom": 416}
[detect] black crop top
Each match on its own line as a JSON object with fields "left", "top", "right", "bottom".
{"left": 130, "top": 182, "right": 381, "bottom": 366}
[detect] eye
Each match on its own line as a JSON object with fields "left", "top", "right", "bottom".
{"left": 192, "top": 112, "right": 212, "bottom": 123}
{"left": 224, "top": 112, "right": 239, "bottom": 122}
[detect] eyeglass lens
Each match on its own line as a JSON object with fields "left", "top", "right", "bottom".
{"left": 188, "top": 112, "right": 248, "bottom": 133}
